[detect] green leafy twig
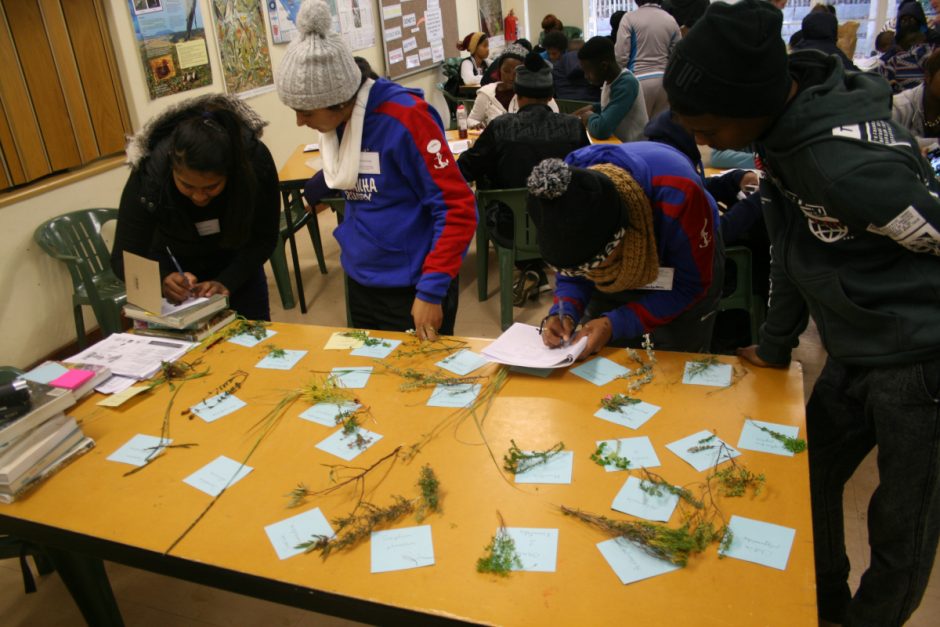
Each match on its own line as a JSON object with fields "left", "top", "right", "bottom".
{"left": 477, "top": 512, "right": 522, "bottom": 575}
{"left": 686, "top": 356, "right": 720, "bottom": 380}
{"left": 590, "top": 441, "right": 631, "bottom": 470}
{"left": 341, "top": 330, "right": 391, "bottom": 348}
{"left": 384, "top": 364, "right": 486, "bottom": 391}
{"left": 182, "top": 370, "right": 249, "bottom": 417}
{"left": 599, "top": 393, "right": 640, "bottom": 413}
{"left": 687, "top": 433, "right": 717, "bottom": 454}
{"left": 415, "top": 464, "right": 440, "bottom": 522}
{"left": 265, "top": 344, "right": 287, "bottom": 359}
{"left": 748, "top": 418, "right": 807, "bottom": 454}
{"left": 638, "top": 469, "right": 704, "bottom": 509}
{"left": 147, "top": 359, "right": 209, "bottom": 392}
{"left": 503, "top": 439, "right": 565, "bottom": 474}
{"left": 393, "top": 335, "right": 469, "bottom": 359}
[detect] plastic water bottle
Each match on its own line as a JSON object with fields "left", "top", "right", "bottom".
{"left": 456, "top": 104, "right": 468, "bottom": 139}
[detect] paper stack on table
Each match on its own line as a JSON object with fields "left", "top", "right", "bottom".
{"left": 65, "top": 333, "right": 195, "bottom": 380}
{"left": 482, "top": 323, "right": 587, "bottom": 369}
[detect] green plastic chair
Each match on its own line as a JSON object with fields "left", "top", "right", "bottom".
{"left": 269, "top": 184, "right": 329, "bottom": 313}
{"left": 563, "top": 26, "right": 583, "bottom": 42}
{"left": 476, "top": 188, "right": 541, "bottom": 330}
{"left": 33, "top": 209, "right": 125, "bottom": 349}
{"left": 435, "top": 82, "right": 476, "bottom": 130}
{"left": 718, "top": 246, "right": 765, "bottom": 345}
{"left": 555, "top": 98, "right": 597, "bottom": 115}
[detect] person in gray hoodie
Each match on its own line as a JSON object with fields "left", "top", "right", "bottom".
{"left": 665, "top": 2, "right": 940, "bottom": 626}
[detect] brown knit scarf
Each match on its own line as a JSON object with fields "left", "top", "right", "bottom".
{"left": 584, "top": 164, "right": 659, "bottom": 293}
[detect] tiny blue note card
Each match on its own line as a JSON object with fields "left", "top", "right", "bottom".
{"left": 436, "top": 349, "right": 488, "bottom": 376}
{"left": 371, "top": 525, "right": 435, "bottom": 573}
{"left": 426, "top": 383, "right": 481, "bottom": 408}
{"left": 350, "top": 339, "right": 401, "bottom": 359}
{"left": 612, "top": 475, "right": 679, "bottom": 522}
{"left": 190, "top": 393, "right": 246, "bottom": 423}
{"left": 264, "top": 507, "right": 334, "bottom": 560}
{"left": 682, "top": 360, "right": 733, "bottom": 387}
{"left": 597, "top": 537, "right": 681, "bottom": 585}
{"left": 331, "top": 366, "right": 373, "bottom": 388}
{"left": 183, "top": 455, "right": 253, "bottom": 497}
{"left": 299, "top": 402, "right": 362, "bottom": 427}
{"left": 505, "top": 528, "right": 559, "bottom": 572}
{"left": 594, "top": 401, "right": 661, "bottom": 430}
{"left": 228, "top": 329, "right": 276, "bottom": 347}
{"left": 256, "top": 349, "right": 307, "bottom": 370}
{"left": 737, "top": 419, "right": 801, "bottom": 457}
{"left": 594, "top": 437, "right": 661, "bottom": 472}
{"left": 106, "top": 434, "right": 171, "bottom": 467}
{"left": 719, "top": 515, "right": 796, "bottom": 571}
{"left": 514, "top": 450, "right": 574, "bottom": 484}
{"left": 666, "top": 429, "right": 741, "bottom": 472}
{"left": 315, "top": 427, "right": 382, "bottom": 462}
{"left": 571, "top": 357, "right": 630, "bottom": 386}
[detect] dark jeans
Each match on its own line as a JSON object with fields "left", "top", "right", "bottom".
{"left": 227, "top": 267, "right": 271, "bottom": 321}
{"left": 347, "top": 275, "right": 459, "bottom": 335}
{"left": 810, "top": 356, "right": 940, "bottom": 626}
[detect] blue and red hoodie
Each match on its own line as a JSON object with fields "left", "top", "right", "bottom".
{"left": 549, "top": 142, "right": 720, "bottom": 341}
{"left": 306, "top": 79, "right": 476, "bottom": 304}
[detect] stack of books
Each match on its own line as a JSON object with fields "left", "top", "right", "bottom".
{"left": 125, "top": 294, "right": 235, "bottom": 342}
{"left": 22, "top": 361, "right": 112, "bottom": 400}
{"left": 0, "top": 380, "right": 93, "bottom": 503}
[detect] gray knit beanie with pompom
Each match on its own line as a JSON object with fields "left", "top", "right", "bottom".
{"left": 526, "top": 158, "right": 624, "bottom": 269}
{"left": 275, "top": 0, "right": 361, "bottom": 110}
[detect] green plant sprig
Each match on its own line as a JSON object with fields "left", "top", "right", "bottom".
{"left": 599, "top": 393, "right": 641, "bottom": 413}
{"left": 393, "top": 335, "right": 469, "bottom": 358}
{"left": 384, "top": 364, "right": 486, "bottom": 391}
{"left": 265, "top": 344, "right": 287, "bottom": 359}
{"left": 638, "top": 470, "right": 704, "bottom": 509}
{"left": 477, "top": 512, "right": 522, "bottom": 576}
{"left": 590, "top": 441, "right": 631, "bottom": 470}
{"left": 503, "top": 439, "right": 565, "bottom": 475}
{"left": 748, "top": 419, "right": 807, "bottom": 454}
{"left": 341, "top": 329, "right": 391, "bottom": 347}
{"left": 686, "top": 356, "right": 721, "bottom": 380}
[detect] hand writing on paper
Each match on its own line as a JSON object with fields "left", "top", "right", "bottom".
{"left": 163, "top": 272, "right": 198, "bottom": 304}
{"left": 412, "top": 297, "right": 443, "bottom": 341}
{"left": 541, "top": 314, "right": 575, "bottom": 348}
{"left": 193, "top": 280, "right": 230, "bottom": 299}
{"left": 571, "top": 317, "right": 613, "bottom": 360}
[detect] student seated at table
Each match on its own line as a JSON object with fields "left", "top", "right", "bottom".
{"left": 572, "top": 37, "right": 648, "bottom": 142}
{"left": 459, "top": 52, "right": 590, "bottom": 304}
{"left": 552, "top": 48, "right": 601, "bottom": 101}
{"left": 111, "top": 93, "right": 279, "bottom": 321}
{"left": 276, "top": 0, "right": 476, "bottom": 340}
{"left": 541, "top": 30, "right": 569, "bottom": 64}
{"left": 528, "top": 141, "right": 723, "bottom": 357}
{"left": 456, "top": 32, "right": 490, "bottom": 88}
{"left": 468, "top": 42, "right": 561, "bottom": 129}
{"left": 893, "top": 47, "right": 940, "bottom": 148}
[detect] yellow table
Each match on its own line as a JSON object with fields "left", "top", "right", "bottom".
{"left": 0, "top": 323, "right": 816, "bottom": 625}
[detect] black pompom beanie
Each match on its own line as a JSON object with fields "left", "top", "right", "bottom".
{"left": 663, "top": 0, "right": 791, "bottom": 118}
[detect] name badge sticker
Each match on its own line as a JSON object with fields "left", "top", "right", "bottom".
{"left": 195, "top": 219, "right": 221, "bottom": 236}
{"left": 359, "top": 151, "right": 381, "bottom": 175}
{"left": 640, "top": 267, "right": 674, "bottom": 291}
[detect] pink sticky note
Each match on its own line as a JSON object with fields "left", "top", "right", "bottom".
{"left": 49, "top": 369, "right": 95, "bottom": 390}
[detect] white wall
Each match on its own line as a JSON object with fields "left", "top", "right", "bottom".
{"left": 525, "top": 0, "right": 586, "bottom": 38}
{"left": 0, "top": 0, "right": 478, "bottom": 368}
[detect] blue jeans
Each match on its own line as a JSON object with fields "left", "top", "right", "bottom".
{"left": 809, "top": 357, "right": 940, "bottom": 626}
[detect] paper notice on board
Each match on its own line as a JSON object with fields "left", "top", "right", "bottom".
{"left": 384, "top": 26, "right": 402, "bottom": 41}
{"left": 403, "top": 13, "right": 417, "bottom": 27}
{"left": 176, "top": 40, "right": 209, "bottom": 69}
{"left": 389, "top": 48, "right": 404, "bottom": 64}
{"left": 405, "top": 54, "right": 421, "bottom": 69}
{"left": 431, "top": 41, "right": 445, "bottom": 62}
{"left": 425, "top": 8, "right": 443, "bottom": 42}
{"left": 402, "top": 37, "right": 418, "bottom": 52}
{"left": 427, "top": 0, "right": 440, "bottom": 8}
{"left": 419, "top": 47, "right": 432, "bottom": 61}
{"left": 382, "top": 4, "right": 402, "bottom": 21}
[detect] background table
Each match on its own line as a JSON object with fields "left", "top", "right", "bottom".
{"left": 0, "top": 323, "right": 815, "bottom": 626}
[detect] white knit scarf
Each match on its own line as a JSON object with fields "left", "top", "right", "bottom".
{"left": 319, "top": 78, "right": 374, "bottom": 190}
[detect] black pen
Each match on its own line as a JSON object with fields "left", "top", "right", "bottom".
{"left": 165, "top": 246, "right": 193, "bottom": 292}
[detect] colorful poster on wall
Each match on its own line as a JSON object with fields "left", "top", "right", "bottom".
{"left": 267, "top": 0, "right": 375, "bottom": 51}
{"left": 210, "top": 0, "right": 275, "bottom": 97}
{"left": 478, "top": 0, "right": 504, "bottom": 53}
{"left": 128, "top": 0, "right": 213, "bottom": 100}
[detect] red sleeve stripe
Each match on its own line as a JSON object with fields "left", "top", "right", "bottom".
{"left": 651, "top": 174, "right": 715, "bottom": 294}
{"left": 625, "top": 301, "right": 664, "bottom": 332}
{"left": 553, "top": 295, "right": 585, "bottom": 316}
{"left": 376, "top": 97, "right": 477, "bottom": 278}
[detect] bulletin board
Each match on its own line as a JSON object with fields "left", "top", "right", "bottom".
{"left": 378, "top": 0, "right": 459, "bottom": 80}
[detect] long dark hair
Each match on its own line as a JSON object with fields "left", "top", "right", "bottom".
{"left": 169, "top": 107, "right": 257, "bottom": 248}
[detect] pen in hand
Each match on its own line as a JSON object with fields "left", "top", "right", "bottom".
{"left": 165, "top": 246, "right": 193, "bottom": 294}
{"left": 559, "top": 300, "right": 571, "bottom": 347}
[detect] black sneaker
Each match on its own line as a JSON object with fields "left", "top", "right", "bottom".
{"left": 513, "top": 270, "right": 541, "bottom": 307}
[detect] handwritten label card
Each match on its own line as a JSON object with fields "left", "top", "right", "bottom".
{"left": 594, "top": 437, "right": 661, "bottom": 472}
{"left": 436, "top": 349, "right": 488, "bottom": 376}
{"left": 594, "top": 401, "right": 661, "bottom": 430}
{"left": 737, "top": 419, "right": 801, "bottom": 457}
{"left": 571, "top": 357, "right": 630, "bottom": 386}
{"left": 331, "top": 366, "right": 373, "bottom": 389}
{"left": 426, "top": 383, "right": 481, "bottom": 408}
{"left": 665, "top": 430, "right": 741, "bottom": 472}
{"left": 371, "top": 525, "right": 435, "bottom": 573}
{"left": 183, "top": 455, "right": 252, "bottom": 497}
{"left": 96, "top": 384, "right": 149, "bottom": 407}
{"left": 515, "top": 451, "right": 574, "bottom": 484}
{"left": 227, "top": 329, "right": 276, "bottom": 347}
{"left": 264, "top": 507, "right": 334, "bottom": 560}
{"left": 256, "top": 349, "right": 307, "bottom": 370}
{"left": 315, "top": 427, "right": 382, "bottom": 462}
{"left": 505, "top": 528, "right": 559, "bottom": 572}
{"left": 350, "top": 339, "right": 401, "bottom": 359}
{"left": 190, "top": 393, "right": 246, "bottom": 423}
{"left": 681, "top": 361, "right": 733, "bottom": 387}
{"left": 324, "top": 331, "right": 365, "bottom": 350}
{"left": 612, "top": 476, "right": 679, "bottom": 522}
{"left": 299, "top": 402, "right": 361, "bottom": 427}
{"left": 597, "top": 538, "right": 681, "bottom": 585}
{"left": 719, "top": 515, "right": 796, "bottom": 571}
{"left": 106, "top": 434, "right": 171, "bottom": 467}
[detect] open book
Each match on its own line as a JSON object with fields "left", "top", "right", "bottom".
{"left": 482, "top": 323, "right": 587, "bottom": 369}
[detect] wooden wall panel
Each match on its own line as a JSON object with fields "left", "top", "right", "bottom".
{"left": 0, "top": 98, "right": 24, "bottom": 186}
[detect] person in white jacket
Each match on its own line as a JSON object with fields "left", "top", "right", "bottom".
{"left": 892, "top": 48, "right": 940, "bottom": 149}
{"left": 467, "top": 44, "right": 559, "bottom": 128}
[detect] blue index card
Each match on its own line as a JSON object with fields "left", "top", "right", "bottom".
{"left": 106, "top": 434, "right": 171, "bottom": 467}
{"left": 330, "top": 366, "right": 373, "bottom": 388}
{"left": 22, "top": 361, "right": 70, "bottom": 384}
{"left": 594, "top": 400, "right": 661, "bottom": 430}
{"left": 509, "top": 365, "right": 553, "bottom": 378}
{"left": 264, "top": 507, "right": 335, "bottom": 560}
{"left": 426, "top": 383, "right": 481, "bottom": 408}
{"left": 666, "top": 429, "right": 741, "bottom": 472}
{"left": 738, "top": 419, "right": 800, "bottom": 457}
{"left": 227, "top": 329, "right": 276, "bottom": 347}
{"left": 315, "top": 427, "right": 383, "bottom": 462}
{"left": 514, "top": 450, "right": 574, "bottom": 484}
{"left": 371, "top": 525, "right": 435, "bottom": 573}
{"left": 505, "top": 528, "right": 559, "bottom": 572}
{"left": 256, "top": 349, "right": 307, "bottom": 370}
{"left": 681, "top": 360, "right": 733, "bottom": 387}
{"left": 570, "top": 357, "right": 631, "bottom": 386}
{"left": 594, "top": 437, "right": 661, "bottom": 472}
{"left": 597, "top": 537, "right": 681, "bottom": 585}
{"left": 190, "top": 393, "right": 246, "bottom": 423}
{"left": 350, "top": 339, "right": 401, "bottom": 358}
{"left": 719, "top": 515, "right": 796, "bottom": 571}
{"left": 612, "top": 475, "right": 679, "bottom": 522}
{"left": 435, "top": 349, "right": 488, "bottom": 376}
{"left": 183, "top": 455, "right": 252, "bottom": 497}
{"left": 299, "top": 402, "right": 362, "bottom": 427}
